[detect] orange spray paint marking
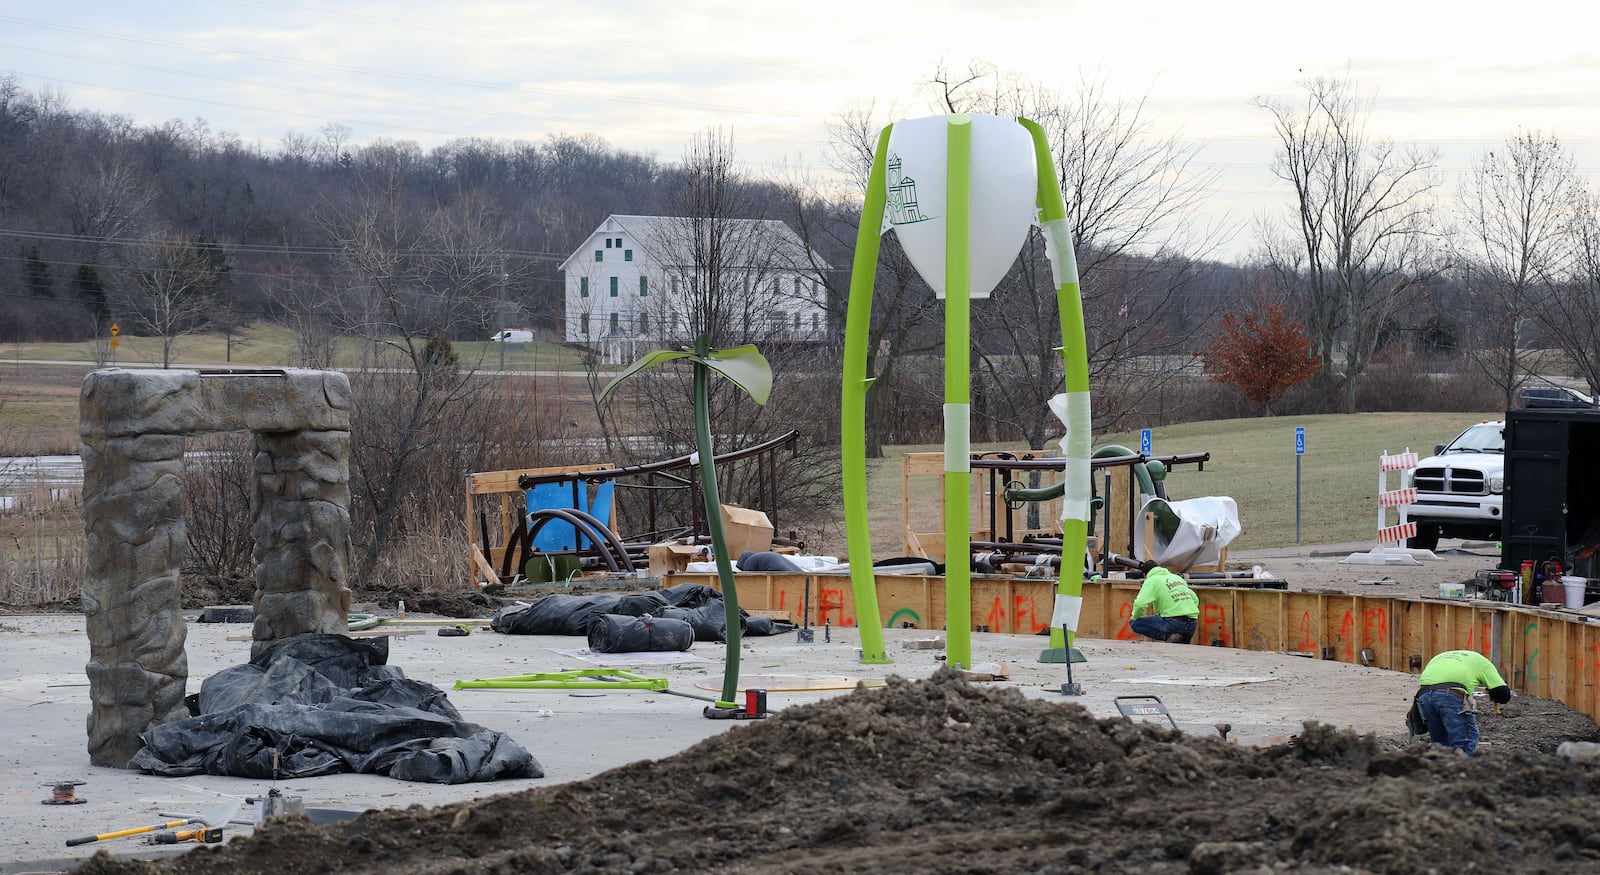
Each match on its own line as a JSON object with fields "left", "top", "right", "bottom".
{"left": 1115, "top": 603, "right": 1137, "bottom": 641}
{"left": 1015, "top": 595, "right": 1044, "bottom": 634}
{"left": 1340, "top": 611, "right": 1356, "bottom": 662}
{"left": 1363, "top": 608, "right": 1389, "bottom": 646}
{"left": 1298, "top": 612, "right": 1316, "bottom": 652}
{"left": 816, "top": 588, "right": 850, "bottom": 627}
{"left": 1200, "top": 604, "right": 1230, "bottom": 647}
{"left": 985, "top": 597, "right": 1006, "bottom": 632}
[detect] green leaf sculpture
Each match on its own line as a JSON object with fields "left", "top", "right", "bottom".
{"left": 599, "top": 335, "right": 771, "bottom": 710}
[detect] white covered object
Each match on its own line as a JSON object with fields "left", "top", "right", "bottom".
{"left": 882, "top": 114, "right": 1038, "bottom": 299}
{"left": 1133, "top": 496, "right": 1242, "bottom": 570}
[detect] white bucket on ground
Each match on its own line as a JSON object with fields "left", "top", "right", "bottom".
{"left": 1562, "top": 576, "right": 1587, "bottom": 609}
{"left": 1439, "top": 582, "right": 1465, "bottom": 600}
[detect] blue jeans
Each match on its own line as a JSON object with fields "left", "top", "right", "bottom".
{"left": 1130, "top": 615, "right": 1197, "bottom": 644}
{"left": 1418, "top": 689, "right": 1479, "bottom": 754}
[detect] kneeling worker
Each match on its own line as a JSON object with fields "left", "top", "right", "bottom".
{"left": 1129, "top": 566, "right": 1199, "bottom": 644}
{"left": 1415, "top": 650, "right": 1511, "bottom": 755}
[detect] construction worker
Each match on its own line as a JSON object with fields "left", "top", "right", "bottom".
{"left": 1415, "top": 650, "right": 1511, "bottom": 755}
{"left": 1129, "top": 566, "right": 1199, "bottom": 644}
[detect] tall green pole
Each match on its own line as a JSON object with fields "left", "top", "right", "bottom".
{"left": 1020, "top": 118, "right": 1091, "bottom": 660}
{"left": 944, "top": 114, "right": 973, "bottom": 669}
{"left": 841, "top": 126, "right": 893, "bottom": 664}
{"left": 691, "top": 333, "right": 744, "bottom": 707}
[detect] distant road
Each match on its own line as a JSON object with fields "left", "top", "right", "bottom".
{"left": 0, "top": 359, "right": 602, "bottom": 378}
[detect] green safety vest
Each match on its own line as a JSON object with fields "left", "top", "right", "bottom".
{"left": 1131, "top": 568, "right": 1199, "bottom": 619}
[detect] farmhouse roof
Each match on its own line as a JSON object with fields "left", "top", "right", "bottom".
{"left": 559, "top": 214, "right": 828, "bottom": 272}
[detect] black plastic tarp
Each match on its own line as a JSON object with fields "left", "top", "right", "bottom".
{"left": 586, "top": 614, "right": 695, "bottom": 653}
{"left": 491, "top": 593, "right": 622, "bottom": 635}
{"left": 128, "top": 634, "right": 541, "bottom": 784}
{"left": 494, "top": 584, "right": 793, "bottom": 640}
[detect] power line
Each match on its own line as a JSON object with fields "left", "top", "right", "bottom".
{"left": 0, "top": 227, "right": 573, "bottom": 262}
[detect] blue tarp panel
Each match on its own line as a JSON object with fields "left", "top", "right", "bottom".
{"left": 527, "top": 480, "right": 615, "bottom": 551}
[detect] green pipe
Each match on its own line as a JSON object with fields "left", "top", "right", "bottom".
{"left": 1093, "top": 445, "right": 1156, "bottom": 496}
{"left": 840, "top": 125, "right": 893, "bottom": 665}
{"left": 1022, "top": 117, "right": 1091, "bottom": 655}
{"left": 944, "top": 114, "right": 973, "bottom": 670}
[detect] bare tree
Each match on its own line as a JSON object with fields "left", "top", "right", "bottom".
{"left": 1540, "top": 192, "right": 1600, "bottom": 397}
{"left": 67, "top": 156, "right": 158, "bottom": 264}
{"left": 113, "top": 230, "right": 221, "bottom": 367}
{"left": 929, "top": 62, "right": 1220, "bottom": 444}
{"left": 602, "top": 130, "right": 843, "bottom": 536}
{"left": 1256, "top": 75, "right": 1443, "bottom": 413}
{"left": 317, "top": 172, "right": 506, "bottom": 583}
{"left": 265, "top": 260, "right": 344, "bottom": 368}
{"left": 1455, "top": 131, "right": 1582, "bottom": 406}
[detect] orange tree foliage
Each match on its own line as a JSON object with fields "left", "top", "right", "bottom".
{"left": 1199, "top": 304, "right": 1321, "bottom": 415}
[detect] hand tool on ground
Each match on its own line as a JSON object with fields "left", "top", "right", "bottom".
{"left": 66, "top": 818, "right": 203, "bottom": 846}
{"left": 1059, "top": 623, "right": 1083, "bottom": 696}
{"left": 144, "top": 825, "right": 224, "bottom": 844}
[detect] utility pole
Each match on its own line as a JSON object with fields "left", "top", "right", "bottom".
{"left": 498, "top": 272, "right": 509, "bottom": 372}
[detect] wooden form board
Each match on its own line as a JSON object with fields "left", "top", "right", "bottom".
{"left": 669, "top": 570, "right": 1600, "bottom": 723}
{"left": 464, "top": 463, "right": 613, "bottom": 586}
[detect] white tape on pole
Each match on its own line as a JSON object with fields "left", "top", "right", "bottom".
{"left": 1051, "top": 593, "right": 1083, "bottom": 632}
{"left": 944, "top": 404, "right": 971, "bottom": 472}
{"left": 1048, "top": 392, "right": 1093, "bottom": 522}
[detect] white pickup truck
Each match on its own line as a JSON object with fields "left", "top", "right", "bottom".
{"left": 1402, "top": 420, "right": 1504, "bottom": 551}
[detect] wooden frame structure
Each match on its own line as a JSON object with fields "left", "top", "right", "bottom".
{"left": 669, "top": 569, "right": 1600, "bottom": 723}
{"left": 464, "top": 464, "right": 613, "bottom": 586}
{"left": 901, "top": 450, "right": 1213, "bottom": 569}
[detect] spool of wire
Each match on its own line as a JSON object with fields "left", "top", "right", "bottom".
{"left": 42, "top": 781, "right": 87, "bottom": 805}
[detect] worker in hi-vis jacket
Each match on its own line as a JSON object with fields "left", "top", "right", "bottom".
{"left": 1413, "top": 650, "right": 1511, "bottom": 755}
{"left": 1128, "top": 566, "right": 1200, "bottom": 645}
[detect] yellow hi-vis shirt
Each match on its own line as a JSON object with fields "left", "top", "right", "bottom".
{"left": 1130, "top": 567, "right": 1199, "bottom": 619}
{"left": 1418, "top": 650, "right": 1507, "bottom": 695}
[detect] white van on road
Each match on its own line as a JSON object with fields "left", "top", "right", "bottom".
{"left": 490, "top": 329, "right": 534, "bottom": 343}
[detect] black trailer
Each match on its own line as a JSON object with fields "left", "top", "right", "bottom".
{"left": 1501, "top": 409, "right": 1600, "bottom": 589}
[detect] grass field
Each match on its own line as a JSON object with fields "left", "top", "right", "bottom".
{"left": 0, "top": 326, "right": 598, "bottom": 454}
{"left": 865, "top": 412, "right": 1501, "bottom": 552}
{"left": 0, "top": 324, "right": 590, "bottom": 372}
{"left": 2, "top": 330, "right": 1503, "bottom": 554}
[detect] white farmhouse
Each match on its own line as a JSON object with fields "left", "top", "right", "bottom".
{"left": 560, "top": 214, "right": 830, "bottom": 363}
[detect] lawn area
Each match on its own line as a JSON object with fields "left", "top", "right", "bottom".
{"left": 863, "top": 412, "right": 1502, "bottom": 552}
{"left": 0, "top": 324, "right": 591, "bottom": 372}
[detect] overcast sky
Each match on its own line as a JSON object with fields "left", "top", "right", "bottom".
{"left": 5, "top": 0, "right": 1600, "bottom": 262}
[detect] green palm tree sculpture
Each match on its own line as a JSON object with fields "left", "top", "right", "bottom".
{"left": 599, "top": 334, "right": 772, "bottom": 711}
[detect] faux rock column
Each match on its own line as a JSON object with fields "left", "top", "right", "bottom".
{"left": 80, "top": 432, "right": 191, "bottom": 767}
{"left": 250, "top": 429, "right": 353, "bottom": 657}
{"left": 80, "top": 368, "right": 351, "bottom": 767}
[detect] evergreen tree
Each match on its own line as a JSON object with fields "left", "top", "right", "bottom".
{"left": 23, "top": 244, "right": 51, "bottom": 298}
{"left": 75, "top": 263, "right": 110, "bottom": 322}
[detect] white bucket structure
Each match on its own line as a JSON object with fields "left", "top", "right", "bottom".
{"left": 1563, "top": 576, "right": 1587, "bottom": 609}
{"left": 1439, "top": 582, "right": 1465, "bottom": 600}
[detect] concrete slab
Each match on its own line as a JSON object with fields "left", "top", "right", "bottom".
{"left": 0, "top": 611, "right": 1417, "bottom": 871}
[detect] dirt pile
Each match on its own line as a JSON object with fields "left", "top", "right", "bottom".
{"left": 75, "top": 670, "right": 1600, "bottom": 875}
